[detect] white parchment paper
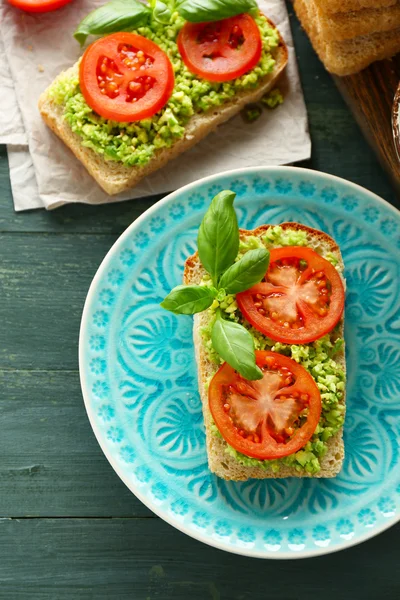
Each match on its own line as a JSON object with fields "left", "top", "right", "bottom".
{"left": 0, "top": 0, "right": 311, "bottom": 211}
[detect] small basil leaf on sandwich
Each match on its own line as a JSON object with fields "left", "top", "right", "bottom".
{"left": 211, "top": 310, "right": 263, "bottom": 380}
{"left": 218, "top": 248, "right": 270, "bottom": 294}
{"left": 176, "top": 0, "right": 258, "bottom": 23}
{"left": 74, "top": 0, "right": 151, "bottom": 46}
{"left": 160, "top": 285, "right": 217, "bottom": 315}
{"left": 151, "top": 0, "right": 172, "bottom": 24}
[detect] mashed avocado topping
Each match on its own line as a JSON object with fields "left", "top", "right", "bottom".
{"left": 49, "top": 12, "right": 280, "bottom": 166}
{"left": 202, "top": 226, "right": 346, "bottom": 475}
{"left": 262, "top": 88, "right": 284, "bottom": 109}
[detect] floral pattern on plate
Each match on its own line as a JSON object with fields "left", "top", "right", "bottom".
{"left": 80, "top": 167, "right": 400, "bottom": 558}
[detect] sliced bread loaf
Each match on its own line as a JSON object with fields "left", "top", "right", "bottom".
{"left": 316, "top": 2, "right": 400, "bottom": 42}
{"left": 39, "top": 22, "right": 287, "bottom": 196}
{"left": 295, "top": 0, "right": 400, "bottom": 75}
{"left": 184, "top": 223, "right": 346, "bottom": 481}
{"left": 314, "top": 0, "right": 397, "bottom": 17}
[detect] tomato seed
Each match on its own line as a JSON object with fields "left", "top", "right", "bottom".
{"left": 223, "top": 403, "right": 230, "bottom": 412}
{"left": 253, "top": 434, "right": 260, "bottom": 443}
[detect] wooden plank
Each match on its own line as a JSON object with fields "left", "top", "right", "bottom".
{"left": 0, "top": 143, "right": 164, "bottom": 234}
{"left": 333, "top": 56, "right": 400, "bottom": 195}
{"left": 0, "top": 517, "right": 399, "bottom": 599}
{"left": 1, "top": 233, "right": 119, "bottom": 369}
{"left": 0, "top": 370, "right": 152, "bottom": 518}
{"left": 288, "top": 4, "right": 400, "bottom": 195}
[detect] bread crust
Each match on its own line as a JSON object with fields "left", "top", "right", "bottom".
{"left": 38, "top": 20, "right": 288, "bottom": 195}
{"left": 314, "top": 0, "right": 396, "bottom": 17}
{"left": 295, "top": 0, "right": 400, "bottom": 76}
{"left": 184, "top": 223, "right": 346, "bottom": 481}
{"left": 316, "top": 2, "right": 400, "bottom": 42}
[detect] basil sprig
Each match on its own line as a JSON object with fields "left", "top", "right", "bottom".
{"left": 175, "top": 0, "right": 258, "bottom": 23}
{"left": 161, "top": 190, "right": 269, "bottom": 380}
{"left": 74, "top": 0, "right": 150, "bottom": 46}
{"left": 74, "top": 0, "right": 259, "bottom": 45}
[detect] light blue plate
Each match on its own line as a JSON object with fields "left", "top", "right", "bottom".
{"left": 79, "top": 167, "right": 400, "bottom": 559}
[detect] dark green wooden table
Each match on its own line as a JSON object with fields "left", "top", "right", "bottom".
{"left": 1, "top": 7, "right": 399, "bottom": 599}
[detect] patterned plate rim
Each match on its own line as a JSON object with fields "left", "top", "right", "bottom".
{"left": 79, "top": 166, "right": 400, "bottom": 559}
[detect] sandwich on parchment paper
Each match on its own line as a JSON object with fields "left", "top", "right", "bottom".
{"left": 162, "top": 191, "right": 346, "bottom": 481}
{"left": 39, "top": 0, "right": 288, "bottom": 195}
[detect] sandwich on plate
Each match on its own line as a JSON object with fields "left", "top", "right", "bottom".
{"left": 39, "top": 0, "right": 288, "bottom": 195}
{"left": 162, "top": 190, "right": 346, "bottom": 480}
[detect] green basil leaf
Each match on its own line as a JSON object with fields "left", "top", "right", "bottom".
{"left": 161, "top": 285, "right": 217, "bottom": 314}
{"left": 197, "top": 190, "right": 239, "bottom": 285}
{"left": 152, "top": 0, "right": 172, "bottom": 23}
{"left": 74, "top": 0, "right": 151, "bottom": 46}
{"left": 211, "top": 312, "right": 262, "bottom": 380}
{"left": 176, "top": 0, "right": 258, "bottom": 23}
{"left": 218, "top": 248, "right": 270, "bottom": 294}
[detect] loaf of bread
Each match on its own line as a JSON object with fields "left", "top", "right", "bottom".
{"left": 314, "top": 0, "right": 397, "bottom": 17}
{"left": 295, "top": 0, "right": 400, "bottom": 75}
{"left": 315, "top": 2, "right": 400, "bottom": 42}
{"left": 184, "top": 223, "right": 346, "bottom": 481}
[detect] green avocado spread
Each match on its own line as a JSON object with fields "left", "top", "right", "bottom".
{"left": 49, "top": 13, "right": 280, "bottom": 166}
{"left": 202, "top": 226, "right": 346, "bottom": 475}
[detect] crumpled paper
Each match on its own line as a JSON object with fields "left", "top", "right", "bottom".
{"left": 0, "top": 0, "right": 311, "bottom": 211}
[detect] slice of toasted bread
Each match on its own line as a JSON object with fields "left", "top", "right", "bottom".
{"left": 38, "top": 25, "right": 287, "bottom": 196}
{"left": 295, "top": 0, "right": 400, "bottom": 75}
{"left": 315, "top": 3, "right": 400, "bottom": 42}
{"left": 314, "top": 0, "right": 397, "bottom": 17}
{"left": 183, "top": 223, "right": 346, "bottom": 481}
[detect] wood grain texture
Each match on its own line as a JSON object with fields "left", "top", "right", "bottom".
{"left": 333, "top": 55, "right": 400, "bottom": 194}
{"left": 0, "top": 4, "right": 399, "bottom": 597}
{"left": 1, "top": 233, "right": 119, "bottom": 369}
{"left": 0, "top": 370, "right": 152, "bottom": 517}
{"left": 0, "top": 518, "right": 399, "bottom": 600}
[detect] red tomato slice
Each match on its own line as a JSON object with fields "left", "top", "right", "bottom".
{"left": 7, "top": 0, "right": 72, "bottom": 12}
{"left": 237, "top": 247, "right": 345, "bottom": 344}
{"left": 79, "top": 32, "right": 175, "bottom": 123}
{"left": 177, "top": 14, "right": 262, "bottom": 82}
{"left": 209, "top": 351, "right": 321, "bottom": 460}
